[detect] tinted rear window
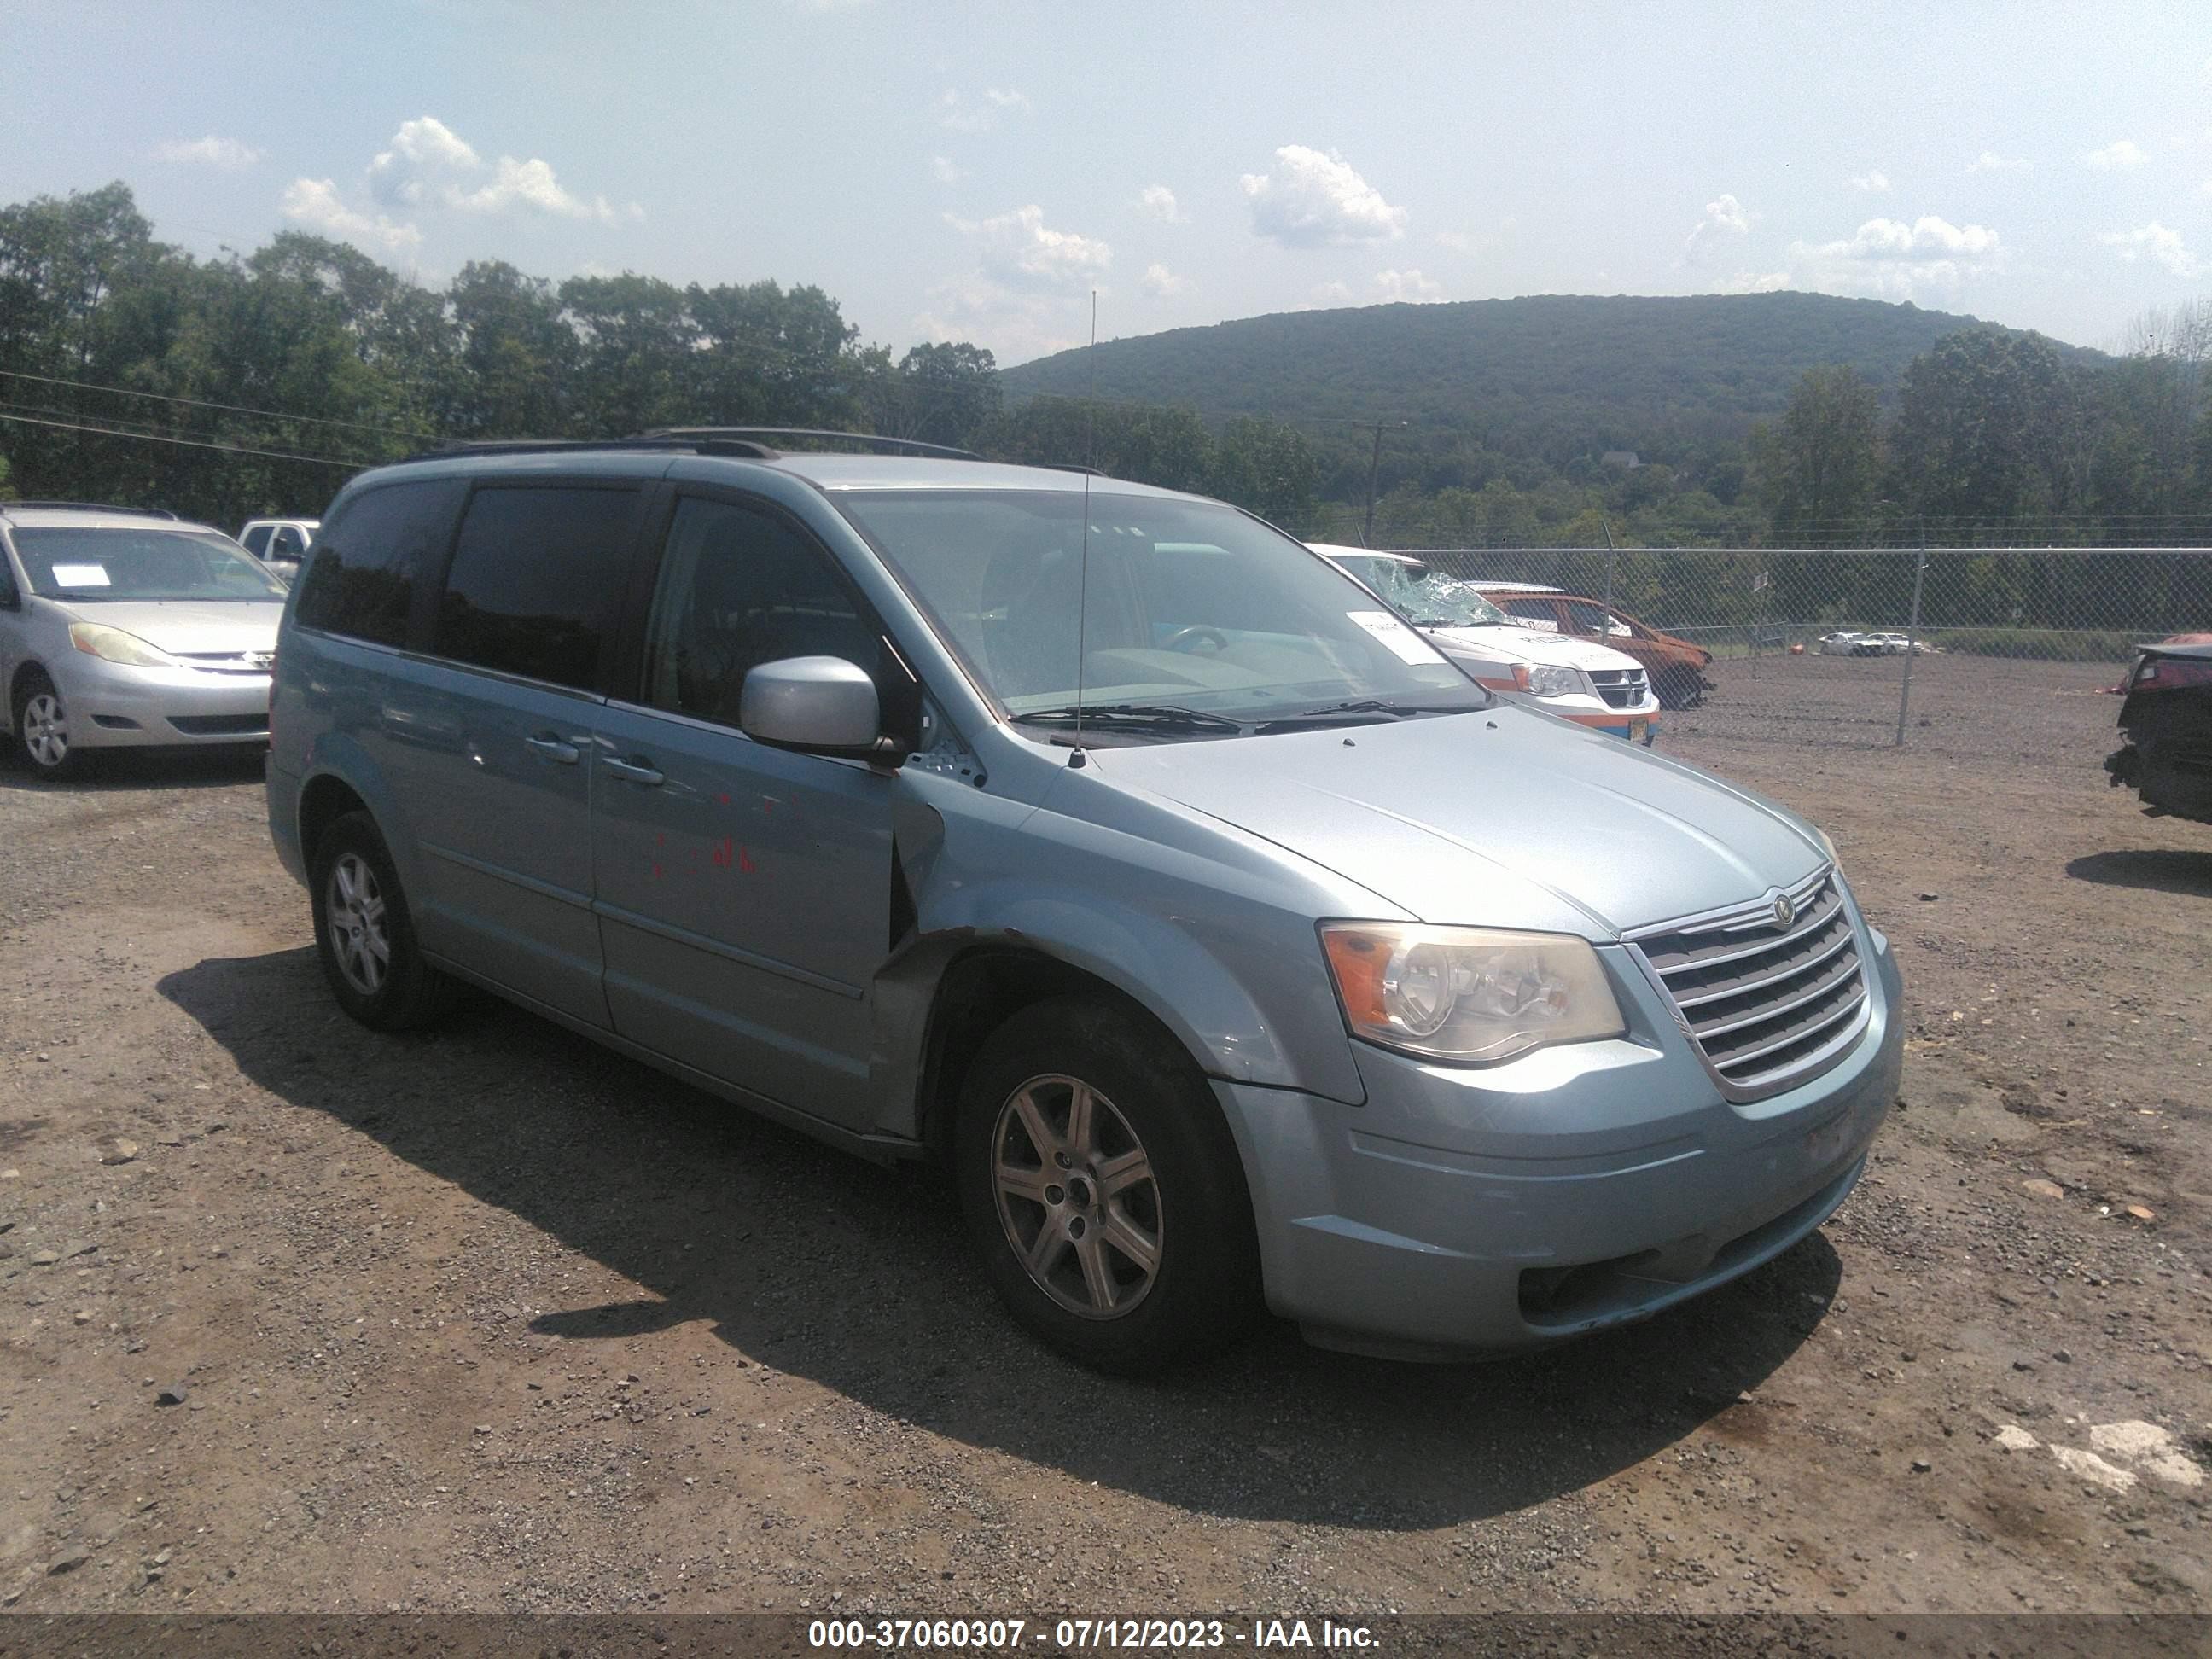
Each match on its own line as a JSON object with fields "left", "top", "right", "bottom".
{"left": 432, "top": 486, "right": 639, "bottom": 690}
{"left": 294, "top": 480, "right": 466, "bottom": 647}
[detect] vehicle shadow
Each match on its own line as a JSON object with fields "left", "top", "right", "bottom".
{"left": 0, "top": 745, "right": 267, "bottom": 794}
{"left": 2065, "top": 848, "right": 2212, "bottom": 899}
{"left": 159, "top": 946, "right": 1841, "bottom": 1530}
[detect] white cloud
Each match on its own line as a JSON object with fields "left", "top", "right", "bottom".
{"left": 930, "top": 155, "right": 964, "bottom": 185}
{"left": 154, "top": 135, "right": 262, "bottom": 170}
{"left": 2084, "top": 139, "right": 2149, "bottom": 170}
{"left": 1714, "top": 271, "right": 1792, "bottom": 294}
{"left": 1968, "top": 149, "right": 2032, "bottom": 173}
{"left": 362, "top": 115, "right": 637, "bottom": 222}
{"left": 1848, "top": 170, "right": 1890, "bottom": 192}
{"left": 368, "top": 115, "right": 480, "bottom": 206}
{"left": 280, "top": 178, "right": 422, "bottom": 252}
{"left": 1435, "top": 230, "right": 1476, "bottom": 253}
{"left": 1306, "top": 280, "right": 1355, "bottom": 307}
{"left": 1684, "top": 193, "right": 1752, "bottom": 262}
{"left": 450, "top": 155, "right": 630, "bottom": 221}
{"left": 1777, "top": 213, "right": 2004, "bottom": 297}
{"left": 1138, "top": 184, "right": 1184, "bottom": 223}
{"left": 1141, "top": 263, "right": 1187, "bottom": 297}
{"left": 1372, "top": 268, "right": 1442, "bottom": 302}
{"left": 946, "top": 203, "right": 1111, "bottom": 292}
{"left": 2099, "top": 222, "right": 2203, "bottom": 278}
{"left": 1239, "top": 146, "right": 1406, "bottom": 247}
{"left": 937, "top": 88, "right": 1030, "bottom": 133}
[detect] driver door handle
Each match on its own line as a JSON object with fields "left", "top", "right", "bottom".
{"left": 602, "top": 756, "right": 665, "bottom": 787}
{"left": 525, "top": 734, "right": 580, "bottom": 765}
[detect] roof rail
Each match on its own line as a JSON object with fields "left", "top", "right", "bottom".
{"left": 395, "top": 434, "right": 779, "bottom": 465}
{"left": 3, "top": 500, "right": 179, "bottom": 519}
{"left": 638, "top": 427, "right": 981, "bottom": 461}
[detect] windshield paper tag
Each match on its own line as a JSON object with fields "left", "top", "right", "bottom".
{"left": 1346, "top": 608, "right": 1441, "bottom": 665}
{"left": 50, "top": 563, "right": 111, "bottom": 587}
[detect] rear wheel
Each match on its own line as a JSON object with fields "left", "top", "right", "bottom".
{"left": 954, "top": 994, "right": 1261, "bottom": 1374}
{"left": 13, "top": 671, "right": 84, "bottom": 779}
{"left": 310, "top": 811, "right": 454, "bottom": 1030}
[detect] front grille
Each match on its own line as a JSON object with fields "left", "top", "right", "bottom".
{"left": 1628, "top": 868, "right": 1868, "bottom": 1098}
{"left": 174, "top": 652, "right": 274, "bottom": 675}
{"left": 167, "top": 713, "right": 269, "bottom": 736}
{"left": 1587, "top": 667, "right": 1649, "bottom": 709}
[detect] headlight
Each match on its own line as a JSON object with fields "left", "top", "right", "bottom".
{"left": 1320, "top": 922, "right": 1627, "bottom": 1064}
{"left": 68, "top": 622, "right": 178, "bottom": 668}
{"left": 1512, "top": 663, "right": 1580, "bottom": 700}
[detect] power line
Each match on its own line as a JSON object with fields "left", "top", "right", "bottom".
{"left": 0, "top": 368, "right": 437, "bottom": 444}
{"left": 0, "top": 411, "right": 369, "bottom": 470}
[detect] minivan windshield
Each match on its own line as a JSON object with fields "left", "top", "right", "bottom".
{"left": 835, "top": 491, "right": 1484, "bottom": 736}
{"left": 1333, "top": 554, "right": 1511, "bottom": 628}
{"left": 15, "top": 527, "right": 289, "bottom": 602}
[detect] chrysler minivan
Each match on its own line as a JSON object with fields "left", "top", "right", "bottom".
{"left": 266, "top": 433, "right": 1901, "bottom": 1372}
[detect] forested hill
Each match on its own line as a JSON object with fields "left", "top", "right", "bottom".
{"left": 1000, "top": 292, "right": 2098, "bottom": 465}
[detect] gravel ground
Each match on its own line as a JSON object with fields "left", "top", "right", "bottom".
{"left": 0, "top": 649, "right": 2205, "bottom": 1618}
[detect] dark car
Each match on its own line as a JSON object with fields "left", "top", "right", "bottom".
{"left": 2104, "top": 640, "right": 2212, "bottom": 824}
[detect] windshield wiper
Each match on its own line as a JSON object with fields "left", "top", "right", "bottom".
{"left": 1252, "top": 697, "right": 1485, "bottom": 734}
{"left": 1010, "top": 702, "right": 1249, "bottom": 735}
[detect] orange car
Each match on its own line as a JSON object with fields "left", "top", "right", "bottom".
{"left": 1475, "top": 585, "right": 1716, "bottom": 710}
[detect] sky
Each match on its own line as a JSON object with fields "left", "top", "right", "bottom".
{"left": 6, "top": 0, "right": 2211, "bottom": 365}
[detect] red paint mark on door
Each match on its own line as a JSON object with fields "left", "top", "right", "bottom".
{"left": 738, "top": 847, "right": 757, "bottom": 875}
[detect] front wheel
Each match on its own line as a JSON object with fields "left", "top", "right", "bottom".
{"left": 13, "top": 672, "right": 84, "bottom": 779}
{"left": 954, "top": 995, "right": 1261, "bottom": 1374}
{"left": 310, "top": 811, "right": 455, "bottom": 1030}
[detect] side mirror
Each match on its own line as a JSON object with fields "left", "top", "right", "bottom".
{"left": 740, "top": 656, "right": 895, "bottom": 761}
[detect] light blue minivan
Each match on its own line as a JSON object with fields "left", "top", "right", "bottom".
{"left": 266, "top": 431, "right": 1901, "bottom": 1372}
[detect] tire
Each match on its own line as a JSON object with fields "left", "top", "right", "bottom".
{"left": 12, "top": 670, "right": 86, "bottom": 779}
{"left": 953, "top": 994, "right": 1262, "bottom": 1375}
{"left": 309, "top": 810, "right": 454, "bottom": 1031}
{"left": 1656, "top": 667, "right": 1703, "bottom": 711}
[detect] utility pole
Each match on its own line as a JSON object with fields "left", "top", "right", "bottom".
{"left": 1361, "top": 419, "right": 1406, "bottom": 547}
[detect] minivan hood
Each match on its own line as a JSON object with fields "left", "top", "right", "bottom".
{"left": 1427, "top": 624, "right": 1639, "bottom": 673}
{"left": 52, "top": 599, "right": 282, "bottom": 657}
{"left": 1086, "top": 706, "right": 1824, "bottom": 936}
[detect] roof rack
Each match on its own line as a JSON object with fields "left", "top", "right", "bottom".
{"left": 3, "top": 500, "right": 179, "bottom": 519}
{"left": 639, "top": 427, "right": 981, "bottom": 461}
{"left": 396, "top": 434, "right": 781, "bottom": 465}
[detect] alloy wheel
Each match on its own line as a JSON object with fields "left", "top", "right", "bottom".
{"left": 325, "top": 852, "right": 391, "bottom": 996}
{"left": 21, "top": 691, "right": 67, "bottom": 771}
{"left": 991, "top": 1073, "right": 1163, "bottom": 1319}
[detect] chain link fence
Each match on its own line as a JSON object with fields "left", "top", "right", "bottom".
{"left": 1377, "top": 545, "right": 2212, "bottom": 752}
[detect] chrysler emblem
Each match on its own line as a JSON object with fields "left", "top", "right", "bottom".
{"left": 1772, "top": 894, "right": 1796, "bottom": 929}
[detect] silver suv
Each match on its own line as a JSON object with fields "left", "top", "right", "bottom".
{"left": 266, "top": 432, "right": 1901, "bottom": 1372}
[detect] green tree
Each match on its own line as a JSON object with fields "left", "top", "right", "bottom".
{"left": 1749, "top": 364, "right": 1881, "bottom": 545}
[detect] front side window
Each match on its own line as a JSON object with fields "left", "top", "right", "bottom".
{"left": 242, "top": 525, "right": 273, "bottom": 556}
{"left": 1565, "top": 599, "right": 1621, "bottom": 635}
{"left": 15, "top": 527, "right": 288, "bottom": 602}
{"left": 641, "top": 497, "right": 880, "bottom": 725}
{"left": 433, "top": 486, "right": 639, "bottom": 690}
{"left": 1500, "top": 597, "right": 1560, "bottom": 628}
{"left": 271, "top": 525, "right": 308, "bottom": 557}
{"left": 294, "top": 479, "right": 467, "bottom": 646}
{"left": 833, "top": 490, "right": 1473, "bottom": 731}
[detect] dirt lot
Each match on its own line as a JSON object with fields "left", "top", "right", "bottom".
{"left": 0, "top": 649, "right": 2205, "bottom": 1621}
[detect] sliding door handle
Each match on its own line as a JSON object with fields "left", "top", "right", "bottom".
{"left": 602, "top": 756, "right": 665, "bottom": 787}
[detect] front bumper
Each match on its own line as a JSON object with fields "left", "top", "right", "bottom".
{"left": 54, "top": 656, "right": 271, "bottom": 748}
{"left": 1215, "top": 928, "right": 1902, "bottom": 1359}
